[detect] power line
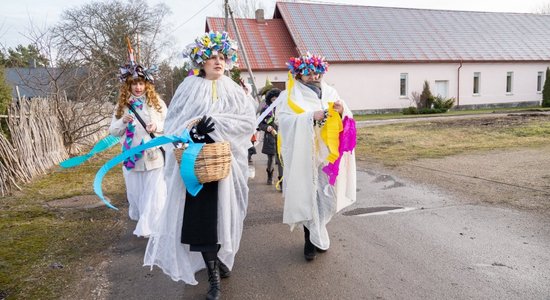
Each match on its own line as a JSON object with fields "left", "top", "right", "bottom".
{"left": 173, "top": 0, "right": 217, "bottom": 31}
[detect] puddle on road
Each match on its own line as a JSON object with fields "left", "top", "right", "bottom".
{"left": 343, "top": 206, "right": 416, "bottom": 217}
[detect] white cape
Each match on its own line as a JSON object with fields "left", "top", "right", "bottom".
{"left": 277, "top": 80, "right": 357, "bottom": 250}
{"left": 143, "top": 75, "right": 256, "bottom": 284}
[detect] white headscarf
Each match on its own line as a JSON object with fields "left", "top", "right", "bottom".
{"left": 143, "top": 75, "right": 256, "bottom": 284}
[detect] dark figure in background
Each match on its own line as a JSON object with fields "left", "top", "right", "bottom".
{"left": 258, "top": 88, "right": 283, "bottom": 185}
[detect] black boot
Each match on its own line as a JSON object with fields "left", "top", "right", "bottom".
{"left": 206, "top": 260, "right": 221, "bottom": 300}
{"left": 303, "top": 226, "right": 316, "bottom": 261}
{"left": 218, "top": 258, "right": 231, "bottom": 278}
{"left": 266, "top": 168, "right": 274, "bottom": 185}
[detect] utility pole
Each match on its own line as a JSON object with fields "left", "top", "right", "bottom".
{"left": 227, "top": 2, "right": 259, "bottom": 99}
{"left": 224, "top": 0, "right": 229, "bottom": 32}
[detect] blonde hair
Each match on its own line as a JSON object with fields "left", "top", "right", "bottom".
{"left": 115, "top": 77, "right": 162, "bottom": 119}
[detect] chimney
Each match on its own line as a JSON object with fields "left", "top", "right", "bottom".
{"left": 255, "top": 9, "right": 265, "bottom": 23}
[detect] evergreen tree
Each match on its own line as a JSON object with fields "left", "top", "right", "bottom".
{"left": 0, "top": 66, "right": 12, "bottom": 115}
{"left": 0, "top": 66, "right": 13, "bottom": 136}
{"left": 5, "top": 45, "right": 49, "bottom": 68}
{"left": 420, "top": 80, "right": 434, "bottom": 109}
{"left": 542, "top": 67, "right": 550, "bottom": 107}
{"left": 230, "top": 66, "right": 241, "bottom": 85}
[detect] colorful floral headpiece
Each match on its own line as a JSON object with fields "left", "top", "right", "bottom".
{"left": 119, "top": 37, "right": 157, "bottom": 83}
{"left": 183, "top": 31, "right": 239, "bottom": 70}
{"left": 286, "top": 52, "right": 329, "bottom": 75}
{"left": 119, "top": 64, "right": 158, "bottom": 84}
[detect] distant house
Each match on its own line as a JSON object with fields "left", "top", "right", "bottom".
{"left": 6, "top": 66, "right": 86, "bottom": 100}
{"left": 206, "top": 2, "right": 550, "bottom": 113}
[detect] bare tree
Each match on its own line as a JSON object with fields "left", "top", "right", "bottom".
{"left": 534, "top": 3, "right": 550, "bottom": 14}
{"left": 51, "top": 0, "right": 171, "bottom": 100}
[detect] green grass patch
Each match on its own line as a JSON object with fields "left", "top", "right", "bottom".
{"left": 0, "top": 148, "right": 126, "bottom": 299}
{"left": 356, "top": 115, "right": 550, "bottom": 165}
{"left": 354, "top": 106, "right": 550, "bottom": 121}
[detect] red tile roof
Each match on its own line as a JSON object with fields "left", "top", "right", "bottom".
{"left": 206, "top": 17, "right": 298, "bottom": 71}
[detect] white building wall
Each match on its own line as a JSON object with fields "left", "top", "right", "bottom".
{"left": 459, "top": 63, "right": 547, "bottom": 107}
{"left": 243, "top": 62, "right": 549, "bottom": 112}
{"left": 241, "top": 70, "right": 289, "bottom": 96}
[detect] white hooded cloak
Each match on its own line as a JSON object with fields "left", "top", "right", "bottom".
{"left": 277, "top": 79, "right": 357, "bottom": 250}
{"left": 143, "top": 75, "right": 256, "bottom": 284}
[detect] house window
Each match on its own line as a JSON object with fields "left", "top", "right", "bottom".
{"left": 506, "top": 72, "right": 513, "bottom": 93}
{"left": 473, "top": 72, "right": 480, "bottom": 94}
{"left": 537, "top": 72, "right": 543, "bottom": 92}
{"left": 400, "top": 73, "right": 408, "bottom": 97}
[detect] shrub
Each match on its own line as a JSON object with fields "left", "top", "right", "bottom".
{"left": 417, "top": 108, "right": 442, "bottom": 114}
{"left": 402, "top": 106, "right": 418, "bottom": 115}
{"left": 433, "top": 96, "right": 455, "bottom": 112}
{"left": 542, "top": 67, "right": 550, "bottom": 107}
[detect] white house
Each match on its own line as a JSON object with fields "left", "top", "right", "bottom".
{"left": 207, "top": 2, "right": 550, "bottom": 113}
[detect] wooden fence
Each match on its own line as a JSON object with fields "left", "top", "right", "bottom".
{"left": 0, "top": 98, "right": 112, "bottom": 196}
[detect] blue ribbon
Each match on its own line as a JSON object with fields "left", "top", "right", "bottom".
{"left": 93, "top": 130, "right": 205, "bottom": 210}
{"left": 60, "top": 135, "right": 121, "bottom": 168}
{"left": 179, "top": 142, "right": 204, "bottom": 197}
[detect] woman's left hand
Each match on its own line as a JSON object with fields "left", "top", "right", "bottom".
{"left": 146, "top": 122, "right": 157, "bottom": 133}
{"left": 333, "top": 100, "right": 344, "bottom": 114}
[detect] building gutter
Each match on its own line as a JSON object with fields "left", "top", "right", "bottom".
{"left": 457, "top": 60, "right": 463, "bottom": 107}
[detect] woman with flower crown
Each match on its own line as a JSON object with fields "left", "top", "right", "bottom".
{"left": 143, "top": 31, "right": 256, "bottom": 300}
{"left": 277, "top": 53, "right": 357, "bottom": 262}
{"left": 108, "top": 60, "right": 168, "bottom": 238}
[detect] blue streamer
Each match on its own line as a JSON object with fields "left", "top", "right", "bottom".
{"left": 60, "top": 135, "right": 121, "bottom": 168}
{"left": 93, "top": 131, "right": 205, "bottom": 210}
{"left": 180, "top": 142, "right": 204, "bottom": 196}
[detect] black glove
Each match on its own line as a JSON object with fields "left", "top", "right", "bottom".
{"left": 190, "top": 115, "right": 215, "bottom": 143}
{"left": 195, "top": 115, "right": 215, "bottom": 135}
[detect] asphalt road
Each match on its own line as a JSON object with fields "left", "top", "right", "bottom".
{"left": 100, "top": 154, "right": 550, "bottom": 300}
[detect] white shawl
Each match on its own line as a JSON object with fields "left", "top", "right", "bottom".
{"left": 277, "top": 79, "right": 356, "bottom": 248}
{"left": 143, "top": 75, "right": 256, "bottom": 284}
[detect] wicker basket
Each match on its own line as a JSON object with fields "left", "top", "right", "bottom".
{"left": 173, "top": 141, "right": 231, "bottom": 183}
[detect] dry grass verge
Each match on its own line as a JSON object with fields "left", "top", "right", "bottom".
{"left": 356, "top": 114, "right": 550, "bottom": 165}
{"left": 0, "top": 148, "right": 126, "bottom": 299}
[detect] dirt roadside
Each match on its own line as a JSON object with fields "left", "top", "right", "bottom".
{"left": 357, "top": 111, "right": 550, "bottom": 214}
{"left": 360, "top": 145, "right": 550, "bottom": 214}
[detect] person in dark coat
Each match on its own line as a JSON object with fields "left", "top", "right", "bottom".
{"left": 258, "top": 88, "right": 283, "bottom": 185}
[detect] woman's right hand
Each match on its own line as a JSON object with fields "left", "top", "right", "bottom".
{"left": 313, "top": 110, "right": 325, "bottom": 121}
{"left": 122, "top": 114, "right": 134, "bottom": 123}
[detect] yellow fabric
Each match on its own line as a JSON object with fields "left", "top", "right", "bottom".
{"left": 320, "top": 102, "right": 343, "bottom": 163}
{"left": 212, "top": 80, "right": 218, "bottom": 102}
{"left": 286, "top": 72, "right": 304, "bottom": 114}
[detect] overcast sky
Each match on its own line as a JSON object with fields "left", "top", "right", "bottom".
{"left": 1, "top": 0, "right": 548, "bottom": 65}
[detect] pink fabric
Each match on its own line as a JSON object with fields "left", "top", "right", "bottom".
{"left": 322, "top": 116, "right": 356, "bottom": 185}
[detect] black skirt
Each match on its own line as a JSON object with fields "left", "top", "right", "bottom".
{"left": 181, "top": 181, "right": 219, "bottom": 246}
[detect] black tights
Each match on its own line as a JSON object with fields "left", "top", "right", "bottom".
{"left": 266, "top": 154, "right": 283, "bottom": 177}
{"left": 201, "top": 250, "right": 217, "bottom": 262}
{"left": 199, "top": 244, "right": 221, "bottom": 262}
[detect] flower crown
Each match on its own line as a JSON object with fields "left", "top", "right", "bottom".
{"left": 287, "top": 52, "right": 329, "bottom": 75}
{"left": 183, "top": 31, "right": 239, "bottom": 70}
{"left": 119, "top": 64, "right": 158, "bottom": 84}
